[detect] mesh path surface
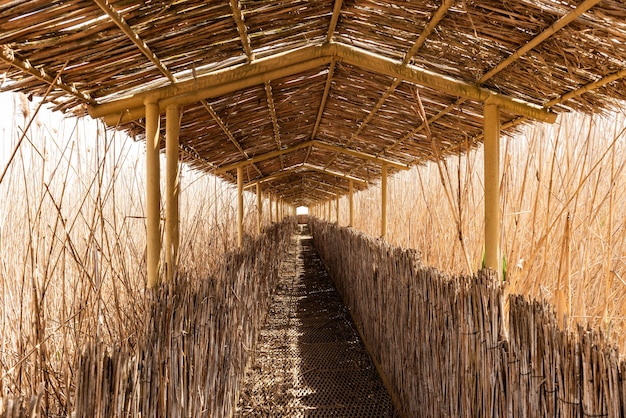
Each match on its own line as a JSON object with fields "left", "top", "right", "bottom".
{"left": 235, "top": 226, "right": 397, "bottom": 417}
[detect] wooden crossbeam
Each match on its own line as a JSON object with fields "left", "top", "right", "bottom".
{"left": 89, "top": 44, "right": 330, "bottom": 122}
{"left": 327, "top": 0, "right": 343, "bottom": 42}
{"left": 214, "top": 139, "right": 407, "bottom": 175}
{"left": 93, "top": 0, "right": 176, "bottom": 83}
{"left": 200, "top": 100, "right": 263, "bottom": 177}
{"left": 0, "top": 45, "right": 94, "bottom": 104}
{"left": 305, "top": 59, "right": 336, "bottom": 164}
{"left": 377, "top": 0, "right": 601, "bottom": 162}
{"left": 265, "top": 82, "right": 281, "bottom": 150}
{"left": 229, "top": 0, "right": 253, "bottom": 61}
{"left": 214, "top": 141, "right": 314, "bottom": 175}
{"left": 333, "top": 43, "right": 557, "bottom": 123}
{"left": 479, "top": 0, "right": 602, "bottom": 83}
{"left": 313, "top": 141, "right": 409, "bottom": 169}
{"left": 89, "top": 42, "right": 555, "bottom": 125}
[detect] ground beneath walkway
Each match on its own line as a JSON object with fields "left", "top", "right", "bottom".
{"left": 235, "top": 226, "right": 397, "bottom": 417}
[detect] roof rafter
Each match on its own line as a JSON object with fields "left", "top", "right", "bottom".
{"left": 323, "top": 0, "right": 455, "bottom": 169}
{"left": 89, "top": 42, "right": 555, "bottom": 125}
{"left": 327, "top": 0, "right": 343, "bottom": 42}
{"left": 364, "top": 0, "right": 603, "bottom": 167}
{"left": 213, "top": 139, "right": 408, "bottom": 175}
{"left": 479, "top": 0, "right": 602, "bottom": 83}
{"left": 93, "top": 0, "right": 176, "bottom": 83}
{"left": 304, "top": 58, "right": 336, "bottom": 164}
{"left": 229, "top": 0, "right": 253, "bottom": 61}
{"left": 214, "top": 140, "right": 313, "bottom": 175}
{"left": 200, "top": 100, "right": 263, "bottom": 178}
{"left": 0, "top": 45, "right": 94, "bottom": 104}
{"left": 264, "top": 82, "right": 281, "bottom": 150}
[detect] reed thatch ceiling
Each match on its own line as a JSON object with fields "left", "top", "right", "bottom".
{"left": 1, "top": 0, "right": 625, "bottom": 206}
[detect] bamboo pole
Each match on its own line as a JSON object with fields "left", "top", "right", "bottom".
{"left": 256, "top": 183, "right": 262, "bottom": 235}
{"left": 381, "top": 164, "right": 388, "bottom": 239}
{"left": 349, "top": 180, "right": 354, "bottom": 227}
{"left": 237, "top": 166, "right": 244, "bottom": 248}
{"left": 484, "top": 103, "right": 500, "bottom": 275}
{"left": 145, "top": 97, "right": 161, "bottom": 289}
{"left": 165, "top": 104, "right": 180, "bottom": 283}
{"left": 269, "top": 194, "right": 273, "bottom": 223}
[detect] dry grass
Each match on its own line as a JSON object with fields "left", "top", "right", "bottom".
{"left": 332, "top": 108, "right": 626, "bottom": 346}
{"left": 0, "top": 92, "right": 271, "bottom": 414}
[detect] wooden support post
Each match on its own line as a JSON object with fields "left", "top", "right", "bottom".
{"left": 269, "top": 194, "right": 273, "bottom": 223}
{"left": 256, "top": 183, "right": 262, "bottom": 235}
{"left": 165, "top": 104, "right": 180, "bottom": 283}
{"left": 484, "top": 103, "right": 501, "bottom": 275}
{"left": 349, "top": 180, "right": 354, "bottom": 227}
{"left": 237, "top": 166, "right": 244, "bottom": 248}
{"left": 327, "top": 200, "right": 331, "bottom": 221}
{"left": 381, "top": 164, "right": 388, "bottom": 239}
{"left": 275, "top": 198, "right": 279, "bottom": 222}
{"left": 335, "top": 194, "right": 339, "bottom": 224}
{"left": 145, "top": 98, "right": 161, "bottom": 289}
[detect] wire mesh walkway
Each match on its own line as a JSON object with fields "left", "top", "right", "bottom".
{"left": 235, "top": 226, "right": 397, "bottom": 417}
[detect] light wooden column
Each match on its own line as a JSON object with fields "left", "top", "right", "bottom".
{"left": 484, "top": 103, "right": 501, "bottom": 274}
{"left": 256, "top": 183, "right": 262, "bottom": 235}
{"left": 237, "top": 166, "right": 244, "bottom": 248}
{"left": 165, "top": 104, "right": 180, "bottom": 283}
{"left": 348, "top": 180, "right": 354, "bottom": 227}
{"left": 381, "top": 164, "right": 388, "bottom": 238}
{"left": 145, "top": 97, "right": 161, "bottom": 289}
{"left": 275, "top": 197, "right": 279, "bottom": 222}
{"left": 335, "top": 194, "right": 339, "bottom": 224}
{"left": 269, "top": 194, "right": 273, "bottom": 223}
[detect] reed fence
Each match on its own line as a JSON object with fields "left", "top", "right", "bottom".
{"left": 1, "top": 219, "right": 294, "bottom": 418}
{"left": 310, "top": 218, "right": 625, "bottom": 417}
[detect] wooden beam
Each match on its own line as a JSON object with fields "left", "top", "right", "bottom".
{"left": 327, "top": 0, "right": 343, "bottom": 42}
{"left": 335, "top": 194, "right": 340, "bottom": 224}
{"left": 200, "top": 100, "right": 263, "bottom": 177}
{"left": 333, "top": 43, "right": 557, "bottom": 123}
{"left": 256, "top": 183, "right": 262, "bottom": 235}
{"left": 91, "top": 43, "right": 554, "bottom": 125}
{"left": 229, "top": 0, "right": 253, "bottom": 61}
{"left": 145, "top": 98, "right": 161, "bottom": 288}
{"left": 269, "top": 193, "right": 273, "bottom": 223}
{"left": 93, "top": 0, "right": 176, "bottom": 83}
{"left": 90, "top": 44, "right": 331, "bottom": 122}
{"left": 314, "top": 141, "right": 409, "bottom": 170}
{"left": 381, "top": 164, "right": 388, "bottom": 239}
{"left": 484, "top": 104, "right": 500, "bottom": 275}
{"left": 479, "top": 0, "right": 602, "bottom": 83}
{"left": 0, "top": 45, "right": 94, "bottom": 104}
{"left": 223, "top": 139, "right": 406, "bottom": 179}
{"left": 215, "top": 141, "right": 313, "bottom": 175}
{"left": 402, "top": 0, "right": 455, "bottom": 65}
{"left": 348, "top": 180, "right": 354, "bottom": 227}
{"left": 165, "top": 104, "right": 180, "bottom": 282}
{"left": 302, "top": 163, "right": 368, "bottom": 185}
{"left": 237, "top": 166, "right": 244, "bottom": 248}
{"left": 306, "top": 59, "right": 336, "bottom": 164}
{"left": 264, "top": 81, "right": 283, "bottom": 168}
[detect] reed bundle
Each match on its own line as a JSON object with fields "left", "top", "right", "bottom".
{"left": 71, "top": 220, "right": 294, "bottom": 417}
{"left": 311, "top": 218, "right": 624, "bottom": 417}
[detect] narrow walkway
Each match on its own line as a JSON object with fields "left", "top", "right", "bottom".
{"left": 236, "top": 226, "right": 396, "bottom": 417}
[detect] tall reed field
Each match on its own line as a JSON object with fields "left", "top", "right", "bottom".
{"left": 334, "top": 108, "right": 626, "bottom": 345}
{"left": 0, "top": 92, "right": 269, "bottom": 413}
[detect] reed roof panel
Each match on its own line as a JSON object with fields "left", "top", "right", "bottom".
{"left": 1, "top": 0, "right": 625, "bottom": 204}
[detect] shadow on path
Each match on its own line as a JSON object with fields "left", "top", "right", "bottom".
{"left": 236, "top": 226, "right": 397, "bottom": 417}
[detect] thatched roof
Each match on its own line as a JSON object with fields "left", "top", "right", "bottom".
{"left": 1, "top": 0, "right": 625, "bottom": 206}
